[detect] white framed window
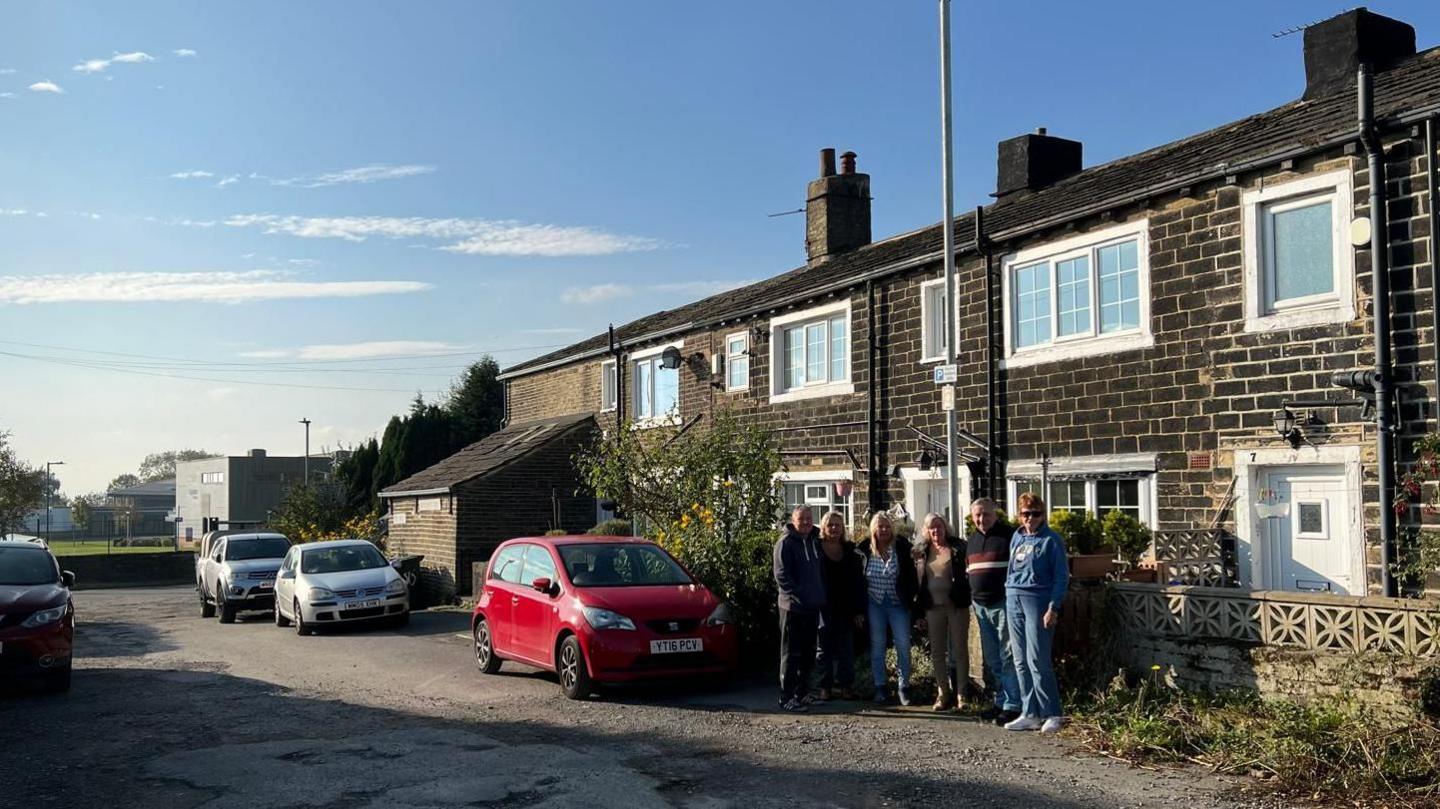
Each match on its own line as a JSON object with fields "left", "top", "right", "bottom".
{"left": 776, "top": 470, "right": 854, "bottom": 528}
{"left": 599, "top": 360, "right": 617, "bottom": 412}
{"left": 767, "top": 301, "right": 854, "bottom": 403}
{"left": 1242, "top": 168, "right": 1355, "bottom": 332}
{"left": 920, "top": 278, "right": 949, "bottom": 362}
{"left": 1000, "top": 219, "right": 1153, "bottom": 369}
{"left": 629, "top": 342, "right": 681, "bottom": 426}
{"left": 725, "top": 332, "right": 749, "bottom": 392}
{"left": 200, "top": 472, "right": 225, "bottom": 485}
{"left": 1004, "top": 452, "right": 1159, "bottom": 527}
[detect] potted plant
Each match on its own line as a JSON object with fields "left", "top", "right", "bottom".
{"left": 1051, "top": 509, "right": 1115, "bottom": 579}
{"left": 1103, "top": 511, "right": 1155, "bottom": 582}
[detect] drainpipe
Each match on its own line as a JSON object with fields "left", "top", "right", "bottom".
{"left": 867, "top": 279, "right": 881, "bottom": 514}
{"left": 1359, "top": 64, "right": 1398, "bottom": 597}
{"left": 977, "top": 205, "right": 998, "bottom": 499}
{"left": 1427, "top": 118, "right": 1439, "bottom": 405}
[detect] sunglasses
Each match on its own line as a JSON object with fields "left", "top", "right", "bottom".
{"left": 1020, "top": 510, "right": 1044, "bottom": 517}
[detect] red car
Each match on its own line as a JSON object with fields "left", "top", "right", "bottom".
{"left": 471, "top": 536, "right": 738, "bottom": 699}
{"left": 0, "top": 540, "right": 76, "bottom": 693}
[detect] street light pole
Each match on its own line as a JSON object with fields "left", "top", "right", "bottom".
{"left": 45, "top": 460, "right": 65, "bottom": 542}
{"left": 299, "top": 418, "right": 312, "bottom": 485}
{"left": 939, "top": 0, "right": 961, "bottom": 527}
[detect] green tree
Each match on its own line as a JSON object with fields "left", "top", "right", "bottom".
{"left": 138, "top": 449, "right": 215, "bottom": 482}
{"left": 267, "top": 482, "right": 348, "bottom": 543}
{"left": 70, "top": 492, "right": 105, "bottom": 532}
{"left": 444, "top": 357, "right": 503, "bottom": 446}
{"left": 107, "top": 473, "right": 142, "bottom": 493}
{"left": 336, "top": 437, "right": 381, "bottom": 514}
{"left": 0, "top": 432, "right": 44, "bottom": 537}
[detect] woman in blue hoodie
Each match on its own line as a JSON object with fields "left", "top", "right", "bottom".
{"left": 1003, "top": 492, "right": 1069, "bottom": 734}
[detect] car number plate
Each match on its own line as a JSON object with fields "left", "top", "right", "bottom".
{"left": 348, "top": 599, "right": 382, "bottom": 610}
{"left": 649, "top": 638, "right": 703, "bottom": 655}
{"left": 259, "top": 581, "right": 273, "bottom": 589}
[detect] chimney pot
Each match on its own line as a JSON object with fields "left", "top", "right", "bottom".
{"left": 840, "top": 151, "right": 857, "bottom": 175}
{"left": 819, "top": 148, "right": 836, "bottom": 178}
{"left": 1036, "top": 127, "right": 1047, "bottom": 135}
{"left": 1302, "top": 9, "right": 1415, "bottom": 100}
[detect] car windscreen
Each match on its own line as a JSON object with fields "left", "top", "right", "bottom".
{"left": 300, "top": 545, "right": 387, "bottom": 575}
{"left": 558, "top": 544, "right": 692, "bottom": 587}
{"left": 0, "top": 547, "right": 59, "bottom": 586}
{"left": 226, "top": 537, "right": 291, "bottom": 561}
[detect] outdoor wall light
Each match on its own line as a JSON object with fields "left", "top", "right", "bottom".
{"left": 915, "top": 450, "right": 945, "bottom": 471}
{"left": 1272, "top": 407, "right": 1300, "bottom": 445}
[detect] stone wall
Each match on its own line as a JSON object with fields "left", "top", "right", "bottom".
{"left": 384, "top": 494, "right": 459, "bottom": 603}
{"left": 1108, "top": 582, "right": 1440, "bottom": 715}
{"left": 65, "top": 552, "right": 198, "bottom": 590}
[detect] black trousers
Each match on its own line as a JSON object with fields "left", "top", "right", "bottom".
{"left": 778, "top": 608, "right": 820, "bottom": 701}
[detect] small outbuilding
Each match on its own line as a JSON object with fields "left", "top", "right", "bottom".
{"left": 379, "top": 413, "right": 600, "bottom": 601}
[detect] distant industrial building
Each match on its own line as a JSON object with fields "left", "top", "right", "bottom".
{"left": 174, "top": 449, "right": 332, "bottom": 546}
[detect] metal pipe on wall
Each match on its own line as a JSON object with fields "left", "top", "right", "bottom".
{"left": 1427, "top": 118, "right": 1439, "bottom": 406}
{"left": 867, "top": 280, "right": 881, "bottom": 514}
{"left": 978, "top": 205, "right": 998, "bottom": 500}
{"left": 1359, "top": 64, "right": 1398, "bottom": 597}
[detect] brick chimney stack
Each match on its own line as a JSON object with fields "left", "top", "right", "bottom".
{"left": 806, "top": 148, "right": 871, "bottom": 266}
{"left": 1302, "top": 9, "right": 1415, "bottom": 100}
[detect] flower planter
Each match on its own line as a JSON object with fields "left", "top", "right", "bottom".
{"left": 1117, "top": 567, "right": 1158, "bottom": 583}
{"left": 1069, "top": 553, "right": 1117, "bottom": 580}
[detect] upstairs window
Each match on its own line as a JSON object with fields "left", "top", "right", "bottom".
{"left": 1243, "top": 169, "right": 1354, "bottom": 332}
{"left": 600, "top": 360, "right": 617, "bottom": 412}
{"left": 920, "top": 280, "right": 949, "bottom": 362}
{"left": 725, "top": 333, "right": 749, "bottom": 391}
{"left": 631, "top": 350, "right": 679, "bottom": 424}
{"left": 1002, "top": 219, "right": 1152, "bottom": 368}
{"left": 768, "top": 301, "right": 854, "bottom": 403}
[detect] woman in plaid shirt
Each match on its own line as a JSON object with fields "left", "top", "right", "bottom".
{"left": 856, "top": 513, "right": 919, "bottom": 705}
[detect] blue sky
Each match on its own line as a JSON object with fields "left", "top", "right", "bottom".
{"left": 4, "top": 1, "right": 1438, "bottom": 495}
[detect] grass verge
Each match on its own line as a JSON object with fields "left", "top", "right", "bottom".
{"left": 49, "top": 541, "right": 179, "bottom": 557}
{"left": 1067, "top": 678, "right": 1440, "bottom": 807}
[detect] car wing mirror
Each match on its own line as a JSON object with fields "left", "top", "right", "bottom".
{"left": 531, "top": 577, "right": 554, "bottom": 594}
{"left": 61, "top": 571, "right": 75, "bottom": 588}
{"left": 281, "top": 569, "right": 296, "bottom": 579}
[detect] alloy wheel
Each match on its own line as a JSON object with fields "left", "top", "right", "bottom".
{"left": 560, "top": 643, "right": 578, "bottom": 690}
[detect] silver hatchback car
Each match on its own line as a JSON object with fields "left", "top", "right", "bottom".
{"left": 272, "top": 539, "right": 408, "bottom": 635}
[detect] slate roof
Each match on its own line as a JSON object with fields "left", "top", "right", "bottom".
{"left": 107, "top": 479, "right": 177, "bottom": 498}
{"left": 379, "top": 413, "right": 595, "bottom": 496}
{"left": 502, "top": 47, "right": 1440, "bottom": 381}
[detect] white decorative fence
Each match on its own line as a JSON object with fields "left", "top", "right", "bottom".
{"left": 1109, "top": 582, "right": 1440, "bottom": 658}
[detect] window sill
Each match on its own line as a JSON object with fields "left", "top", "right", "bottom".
{"left": 919, "top": 354, "right": 946, "bottom": 365}
{"left": 631, "top": 415, "right": 682, "bottom": 430}
{"left": 1000, "top": 330, "right": 1154, "bottom": 370}
{"left": 768, "top": 381, "right": 856, "bottom": 405}
{"left": 1244, "top": 302, "right": 1354, "bottom": 334}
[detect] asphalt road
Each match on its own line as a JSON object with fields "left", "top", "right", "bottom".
{"left": 0, "top": 587, "right": 1257, "bottom": 809}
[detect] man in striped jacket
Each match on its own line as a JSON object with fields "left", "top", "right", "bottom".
{"left": 966, "top": 497, "right": 1022, "bottom": 725}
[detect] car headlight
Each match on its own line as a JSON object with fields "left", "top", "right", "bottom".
{"left": 704, "top": 602, "right": 735, "bottom": 627}
{"left": 385, "top": 578, "right": 406, "bottom": 595}
{"left": 227, "top": 569, "right": 245, "bottom": 580}
{"left": 308, "top": 587, "right": 336, "bottom": 600}
{"left": 21, "top": 605, "right": 67, "bottom": 628}
{"left": 581, "top": 606, "right": 635, "bottom": 631}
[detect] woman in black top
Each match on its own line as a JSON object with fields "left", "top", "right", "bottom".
{"left": 815, "top": 510, "right": 865, "bottom": 700}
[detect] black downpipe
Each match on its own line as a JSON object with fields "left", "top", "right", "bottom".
{"left": 1428, "top": 118, "right": 1440, "bottom": 406}
{"left": 1360, "top": 64, "right": 1398, "bottom": 597}
{"left": 977, "top": 206, "right": 998, "bottom": 499}
{"left": 867, "top": 279, "right": 882, "bottom": 513}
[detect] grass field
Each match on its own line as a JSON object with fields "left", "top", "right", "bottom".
{"left": 47, "top": 540, "right": 180, "bottom": 557}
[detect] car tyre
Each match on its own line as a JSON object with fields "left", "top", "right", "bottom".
{"left": 274, "top": 599, "right": 291, "bottom": 627}
{"left": 473, "top": 618, "right": 502, "bottom": 674}
{"left": 558, "top": 635, "right": 592, "bottom": 700}
{"left": 199, "top": 586, "right": 215, "bottom": 618}
{"left": 217, "top": 590, "right": 236, "bottom": 624}
{"left": 294, "top": 600, "right": 313, "bottom": 636}
{"left": 45, "top": 664, "right": 72, "bottom": 694}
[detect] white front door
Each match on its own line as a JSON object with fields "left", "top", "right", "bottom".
{"left": 1260, "top": 465, "right": 1355, "bottom": 595}
{"left": 905, "top": 472, "right": 969, "bottom": 527}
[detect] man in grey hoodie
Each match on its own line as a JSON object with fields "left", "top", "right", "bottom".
{"left": 774, "top": 506, "right": 827, "bottom": 712}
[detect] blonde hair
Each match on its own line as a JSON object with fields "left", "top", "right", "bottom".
{"left": 819, "top": 510, "right": 847, "bottom": 534}
{"left": 868, "top": 512, "right": 894, "bottom": 540}
{"left": 1017, "top": 492, "right": 1047, "bottom": 513}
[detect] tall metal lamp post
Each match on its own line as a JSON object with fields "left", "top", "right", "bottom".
{"left": 299, "top": 418, "right": 312, "bottom": 485}
{"left": 45, "top": 460, "right": 65, "bottom": 542}
{"left": 938, "top": 0, "right": 961, "bottom": 524}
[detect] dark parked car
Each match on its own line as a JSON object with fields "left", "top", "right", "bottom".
{"left": 470, "top": 536, "right": 738, "bottom": 699}
{"left": 0, "top": 539, "right": 76, "bottom": 692}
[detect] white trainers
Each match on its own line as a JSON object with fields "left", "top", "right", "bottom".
{"left": 1040, "top": 716, "right": 1064, "bottom": 734}
{"left": 1004, "top": 715, "right": 1043, "bottom": 731}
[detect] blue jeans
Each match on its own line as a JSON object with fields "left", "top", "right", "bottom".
{"left": 973, "top": 600, "right": 1021, "bottom": 711}
{"left": 1006, "top": 593, "right": 1061, "bottom": 719}
{"left": 867, "top": 598, "right": 911, "bottom": 689}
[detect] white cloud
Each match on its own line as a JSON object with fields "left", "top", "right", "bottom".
{"left": 0, "top": 270, "right": 431, "bottom": 305}
{"left": 0, "top": 68, "right": 16, "bottom": 75}
{"left": 270, "top": 164, "right": 436, "bottom": 188}
{"left": 225, "top": 214, "right": 662, "bottom": 257}
{"left": 241, "top": 341, "right": 464, "bottom": 360}
{"left": 74, "top": 51, "right": 156, "bottom": 74}
{"left": 28, "top": 81, "right": 63, "bottom": 94}
{"left": 1, "top": 209, "right": 28, "bottom": 216}
{"left": 215, "top": 175, "right": 240, "bottom": 188}
{"left": 0, "top": 92, "right": 16, "bottom": 99}
{"left": 561, "top": 279, "right": 749, "bottom": 305}
{"left": 169, "top": 170, "right": 215, "bottom": 179}
{"left": 173, "top": 49, "right": 198, "bottom": 58}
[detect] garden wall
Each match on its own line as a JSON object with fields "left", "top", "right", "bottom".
{"left": 64, "top": 552, "right": 197, "bottom": 590}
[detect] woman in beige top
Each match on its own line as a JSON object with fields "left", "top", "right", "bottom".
{"left": 916, "top": 512, "right": 972, "bottom": 711}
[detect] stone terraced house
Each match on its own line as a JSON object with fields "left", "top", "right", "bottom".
{"left": 487, "top": 10, "right": 1440, "bottom": 611}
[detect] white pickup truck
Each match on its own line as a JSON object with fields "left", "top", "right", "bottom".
{"left": 195, "top": 532, "right": 292, "bottom": 623}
